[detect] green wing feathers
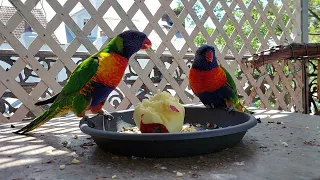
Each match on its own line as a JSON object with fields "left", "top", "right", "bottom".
{"left": 15, "top": 55, "right": 100, "bottom": 134}
{"left": 61, "top": 57, "right": 99, "bottom": 95}
{"left": 220, "top": 65, "right": 254, "bottom": 114}
{"left": 220, "top": 66, "right": 237, "bottom": 93}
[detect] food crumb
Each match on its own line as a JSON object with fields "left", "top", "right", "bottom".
{"left": 44, "top": 150, "right": 52, "bottom": 155}
{"left": 111, "top": 175, "right": 117, "bottom": 179}
{"left": 71, "top": 158, "right": 80, "bottom": 164}
{"left": 234, "top": 161, "right": 245, "bottom": 166}
{"left": 266, "top": 115, "right": 271, "bottom": 118}
{"left": 59, "top": 165, "right": 65, "bottom": 170}
{"left": 306, "top": 127, "right": 309, "bottom": 129}
{"left": 62, "top": 141, "right": 68, "bottom": 147}
{"left": 181, "top": 124, "right": 197, "bottom": 132}
{"left": 281, "top": 142, "right": 289, "bottom": 147}
{"left": 256, "top": 118, "right": 261, "bottom": 123}
{"left": 73, "top": 135, "right": 78, "bottom": 139}
{"left": 176, "top": 172, "right": 184, "bottom": 177}
{"left": 160, "top": 166, "right": 167, "bottom": 170}
{"left": 71, "top": 152, "right": 79, "bottom": 158}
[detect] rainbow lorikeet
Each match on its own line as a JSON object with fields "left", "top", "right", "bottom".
{"left": 14, "top": 30, "right": 152, "bottom": 134}
{"left": 189, "top": 45, "right": 253, "bottom": 114}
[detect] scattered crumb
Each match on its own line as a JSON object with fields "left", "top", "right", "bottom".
{"left": 73, "top": 135, "right": 78, "bottom": 139}
{"left": 191, "top": 166, "right": 198, "bottom": 169}
{"left": 66, "top": 144, "right": 71, "bottom": 148}
{"left": 306, "top": 127, "right": 309, "bottom": 129}
{"left": 119, "top": 122, "right": 223, "bottom": 134}
{"left": 160, "top": 166, "right": 167, "bottom": 170}
{"left": 131, "top": 156, "right": 137, "bottom": 160}
{"left": 191, "top": 174, "right": 199, "bottom": 178}
{"left": 44, "top": 150, "right": 52, "bottom": 155}
{"left": 59, "top": 165, "right": 65, "bottom": 170}
{"left": 112, "top": 156, "right": 119, "bottom": 160}
{"left": 206, "top": 122, "right": 211, "bottom": 128}
{"left": 234, "top": 161, "right": 245, "bottom": 166}
{"left": 181, "top": 124, "right": 197, "bottom": 132}
{"left": 11, "top": 124, "right": 15, "bottom": 128}
{"left": 304, "top": 140, "right": 320, "bottom": 146}
{"left": 112, "top": 175, "right": 117, "bottom": 179}
{"left": 119, "top": 126, "right": 141, "bottom": 134}
{"left": 71, "top": 158, "right": 80, "bottom": 164}
{"left": 317, "top": 126, "right": 319, "bottom": 129}
{"left": 62, "top": 141, "right": 68, "bottom": 147}
{"left": 71, "top": 152, "right": 79, "bottom": 158}
{"left": 266, "top": 115, "right": 271, "bottom": 118}
{"left": 281, "top": 142, "right": 289, "bottom": 147}
{"left": 256, "top": 118, "right": 261, "bottom": 123}
{"left": 176, "top": 172, "right": 184, "bottom": 177}
{"left": 80, "top": 142, "right": 95, "bottom": 149}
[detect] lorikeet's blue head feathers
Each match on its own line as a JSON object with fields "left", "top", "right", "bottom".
{"left": 192, "top": 44, "right": 218, "bottom": 71}
{"left": 116, "top": 30, "right": 152, "bottom": 59}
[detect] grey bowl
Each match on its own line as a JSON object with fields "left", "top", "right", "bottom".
{"left": 79, "top": 105, "right": 258, "bottom": 158}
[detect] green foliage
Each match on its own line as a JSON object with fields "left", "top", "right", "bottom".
{"left": 309, "top": 0, "right": 320, "bottom": 43}
{"left": 173, "top": 0, "right": 319, "bottom": 111}
{"left": 173, "top": 0, "right": 302, "bottom": 50}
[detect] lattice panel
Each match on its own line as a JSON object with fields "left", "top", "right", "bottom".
{"left": 0, "top": 0, "right": 303, "bottom": 122}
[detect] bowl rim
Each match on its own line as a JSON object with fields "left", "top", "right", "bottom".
{"left": 79, "top": 104, "right": 258, "bottom": 141}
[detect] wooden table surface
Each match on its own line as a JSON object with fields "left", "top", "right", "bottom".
{"left": 0, "top": 109, "right": 320, "bottom": 180}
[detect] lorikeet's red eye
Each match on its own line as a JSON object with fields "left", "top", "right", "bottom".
{"left": 205, "top": 50, "right": 213, "bottom": 63}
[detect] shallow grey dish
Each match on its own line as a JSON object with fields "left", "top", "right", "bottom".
{"left": 79, "top": 105, "right": 258, "bottom": 158}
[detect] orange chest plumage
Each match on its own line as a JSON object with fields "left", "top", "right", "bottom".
{"left": 189, "top": 66, "right": 227, "bottom": 94}
{"left": 93, "top": 53, "right": 128, "bottom": 88}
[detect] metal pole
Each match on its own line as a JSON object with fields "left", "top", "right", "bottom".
{"left": 301, "top": 0, "right": 309, "bottom": 114}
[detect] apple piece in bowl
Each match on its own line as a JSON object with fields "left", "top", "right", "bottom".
{"left": 133, "top": 91, "right": 185, "bottom": 133}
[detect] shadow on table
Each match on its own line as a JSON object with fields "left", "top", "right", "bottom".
{"left": 1, "top": 116, "right": 260, "bottom": 177}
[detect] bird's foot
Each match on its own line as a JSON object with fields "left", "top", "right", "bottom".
{"left": 205, "top": 103, "right": 215, "bottom": 109}
{"left": 81, "top": 115, "right": 95, "bottom": 128}
{"left": 97, "top": 109, "right": 113, "bottom": 121}
{"left": 225, "top": 106, "right": 236, "bottom": 114}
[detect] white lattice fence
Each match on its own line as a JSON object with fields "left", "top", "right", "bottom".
{"left": 0, "top": 0, "right": 303, "bottom": 122}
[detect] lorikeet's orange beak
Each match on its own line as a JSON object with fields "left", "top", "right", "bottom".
{"left": 141, "top": 38, "right": 152, "bottom": 49}
{"left": 206, "top": 50, "right": 213, "bottom": 63}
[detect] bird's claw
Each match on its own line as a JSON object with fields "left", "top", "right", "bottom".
{"left": 205, "top": 103, "right": 215, "bottom": 109}
{"left": 82, "top": 116, "right": 95, "bottom": 128}
{"left": 225, "top": 106, "right": 235, "bottom": 114}
{"left": 98, "top": 109, "right": 113, "bottom": 121}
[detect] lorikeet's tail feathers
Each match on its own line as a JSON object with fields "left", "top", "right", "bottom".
{"left": 14, "top": 110, "right": 57, "bottom": 134}
{"left": 34, "top": 93, "right": 60, "bottom": 106}
{"left": 237, "top": 102, "right": 254, "bottom": 114}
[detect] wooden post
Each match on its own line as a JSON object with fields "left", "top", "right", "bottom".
{"left": 301, "top": 0, "right": 309, "bottom": 114}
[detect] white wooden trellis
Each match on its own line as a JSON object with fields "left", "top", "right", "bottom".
{"left": 0, "top": 0, "right": 303, "bottom": 122}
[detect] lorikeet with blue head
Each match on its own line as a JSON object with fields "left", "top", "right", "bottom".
{"left": 14, "top": 30, "right": 152, "bottom": 134}
{"left": 189, "top": 44, "right": 253, "bottom": 114}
